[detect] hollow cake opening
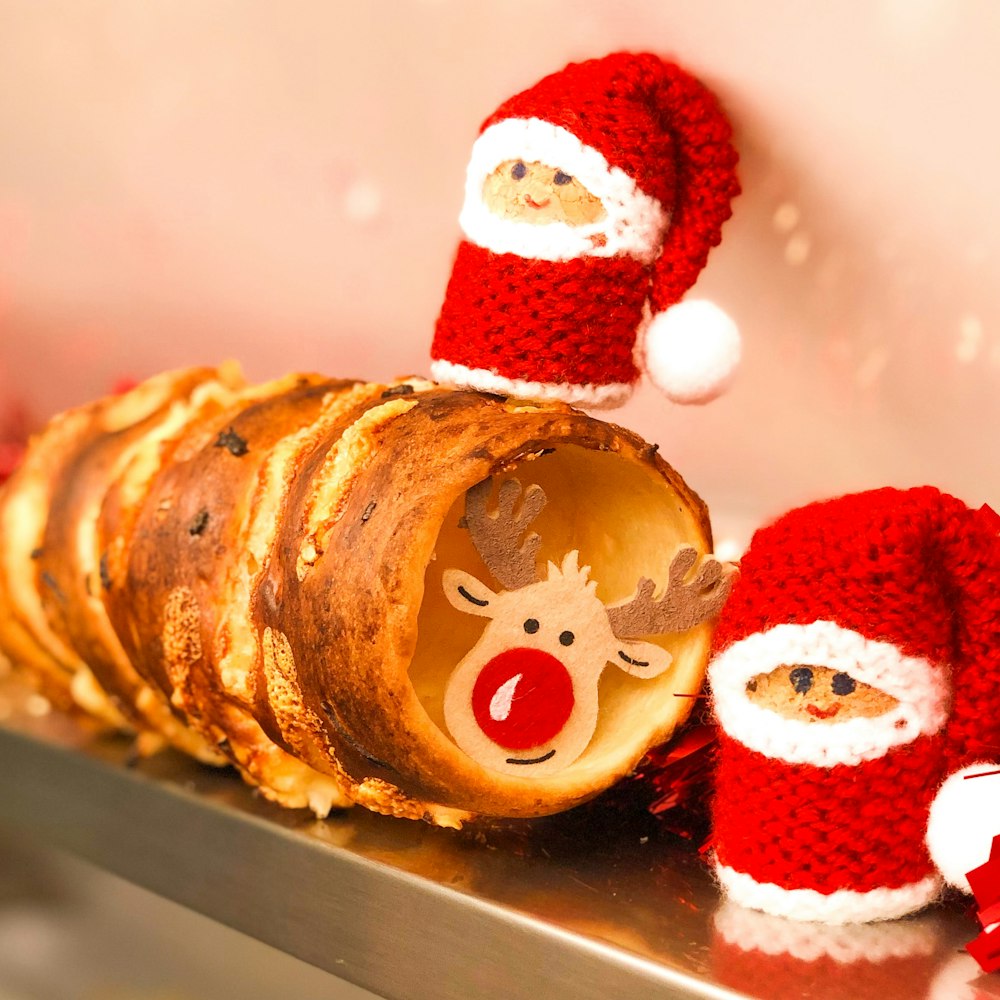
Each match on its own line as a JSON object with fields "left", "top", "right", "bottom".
{"left": 408, "top": 444, "right": 712, "bottom": 783}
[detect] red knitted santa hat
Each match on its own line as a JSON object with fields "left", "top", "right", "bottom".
{"left": 433, "top": 52, "right": 740, "bottom": 407}
{"left": 708, "top": 487, "right": 1000, "bottom": 922}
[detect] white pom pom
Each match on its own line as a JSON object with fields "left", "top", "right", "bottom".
{"left": 640, "top": 299, "right": 741, "bottom": 405}
{"left": 926, "top": 762, "right": 1000, "bottom": 893}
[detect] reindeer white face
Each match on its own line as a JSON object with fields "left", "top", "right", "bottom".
{"left": 442, "top": 478, "right": 734, "bottom": 777}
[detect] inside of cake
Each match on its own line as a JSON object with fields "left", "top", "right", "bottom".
{"left": 408, "top": 444, "right": 711, "bottom": 780}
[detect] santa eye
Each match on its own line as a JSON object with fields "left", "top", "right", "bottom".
{"left": 523, "top": 618, "right": 539, "bottom": 634}
{"left": 789, "top": 667, "right": 813, "bottom": 693}
{"left": 831, "top": 672, "right": 856, "bottom": 696}
{"left": 553, "top": 171, "right": 572, "bottom": 185}
{"left": 511, "top": 161, "right": 527, "bottom": 180}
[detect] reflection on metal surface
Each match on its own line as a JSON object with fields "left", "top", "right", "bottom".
{"left": 0, "top": 675, "right": 980, "bottom": 1000}
{"left": 0, "top": 832, "right": 376, "bottom": 1000}
{"left": 711, "top": 901, "right": 951, "bottom": 999}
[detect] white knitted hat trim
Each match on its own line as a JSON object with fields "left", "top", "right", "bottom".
{"left": 716, "top": 863, "right": 942, "bottom": 925}
{"left": 709, "top": 620, "right": 950, "bottom": 767}
{"left": 429, "top": 359, "right": 633, "bottom": 409}
{"left": 461, "top": 118, "right": 668, "bottom": 263}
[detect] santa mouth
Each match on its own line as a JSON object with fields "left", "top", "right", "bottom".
{"left": 806, "top": 703, "right": 841, "bottom": 719}
{"left": 505, "top": 750, "right": 557, "bottom": 765}
{"left": 524, "top": 196, "right": 551, "bottom": 209}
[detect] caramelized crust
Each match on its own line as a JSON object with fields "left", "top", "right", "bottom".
{"left": 0, "top": 365, "right": 243, "bottom": 731}
{"left": 0, "top": 372, "right": 715, "bottom": 825}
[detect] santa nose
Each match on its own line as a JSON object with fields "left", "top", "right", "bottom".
{"left": 471, "top": 647, "right": 575, "bottom": 750}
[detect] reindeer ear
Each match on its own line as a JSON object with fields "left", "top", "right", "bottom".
{"left": 443, "top": 569, "right": 498, "bottom": 618}
{"left": 613, "top": 639, "right": 674, "bottom": 679}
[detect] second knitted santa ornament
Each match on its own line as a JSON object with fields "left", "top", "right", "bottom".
{"left": 708, "top": 486, "right": 1000, "bottom": 923}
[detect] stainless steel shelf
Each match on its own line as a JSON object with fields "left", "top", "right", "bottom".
{"left": 0, "top": 678, "right": 978, "bottom": 1000}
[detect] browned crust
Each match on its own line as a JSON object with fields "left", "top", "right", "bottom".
{"left": 37, "top": 369, "right": 224, "bottom": 717}
{"left": 0, "top": 367, "right": 232, "bottom": 717}
{"left": 104, "top": 376, "right": 361, "bottom": 797}
{"left": 108, "top": 377, "right": 346, "bottom": 692}
{"left": 260, "top": 389, "right": 712, "bottom": 817}
{"left": 3, "top": 373, "right": 714, "bottom": 824}
{"left": 0, "top": 405, "right": 108, "bottom": 710}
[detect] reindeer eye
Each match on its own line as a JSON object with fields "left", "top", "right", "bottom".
{"left": 523, "top": 618, "right": 539, "bottom": 634}
{"left": 559, "top": 631, "right": 575, "bottom": 646}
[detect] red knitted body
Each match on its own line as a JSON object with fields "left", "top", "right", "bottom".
{"left": 713, "top": 735, "right": 940, "bottom": 896}
{"left": 432, "top": 241, "right": 645, "bottom": 388}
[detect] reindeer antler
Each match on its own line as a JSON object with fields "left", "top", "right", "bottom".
{"left": 464, "top": 477, "right": 546, "bottom": 590}
{"left": 607, "top": 547, "right": 737, "bottom": 638}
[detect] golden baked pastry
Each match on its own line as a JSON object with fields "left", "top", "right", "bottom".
{"left": 0, "top": 368, "right": 731, "bottom": 826}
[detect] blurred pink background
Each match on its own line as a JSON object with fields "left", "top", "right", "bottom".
{"left": 2, "top": 0, "right": 998, "bottom": 546}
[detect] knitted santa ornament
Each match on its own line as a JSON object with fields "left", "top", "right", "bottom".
{"left": 431, "top": 52, "right": 740, "bottom": 409}
{"left": 708, "top": 487, "right": 1000, "bottom": 924}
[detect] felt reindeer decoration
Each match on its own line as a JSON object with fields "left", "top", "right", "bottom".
{"left": 443, "top": 477, "right": 734, "bottom": 776}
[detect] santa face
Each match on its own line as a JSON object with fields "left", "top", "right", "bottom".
{"left": 745, "top": 663, "right": 900, "bottom": 723}
{"left": 709, "top": 620, "right": 950, "bottom": 768}
{"left": 459, "top": 119, "right": 668, "bottom": 263}
{"left": 482, "top": 159, "right": 606, "bottom": 227}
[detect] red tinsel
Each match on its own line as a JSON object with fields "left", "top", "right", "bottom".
{"left": 0, "top": 442, "right": 23, "bottom": 484}
{"left": 110, "top": 376, "right": 139, "bottom": 396}
{"left": 0, "top": 376, "right": 140, "bottom": 486}
{"left": 632, "top": 721, "right": 718, "bottom": 849}
{"left": 0, "top": 402, "right": 29, "bottom": 485}
{"left": 967, "top": 834, "right": 1000, "bottom": 973}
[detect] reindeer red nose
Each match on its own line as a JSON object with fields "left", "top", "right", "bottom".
{"left": 471, "top": 648, "right": 575, "bottom": 750}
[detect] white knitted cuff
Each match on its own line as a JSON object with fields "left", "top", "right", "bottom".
{"left": 429, "top": 359, "right": 633, "bottom": 409}
{"left": 715, "top": 863, "right": 942, "bottom": 924}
